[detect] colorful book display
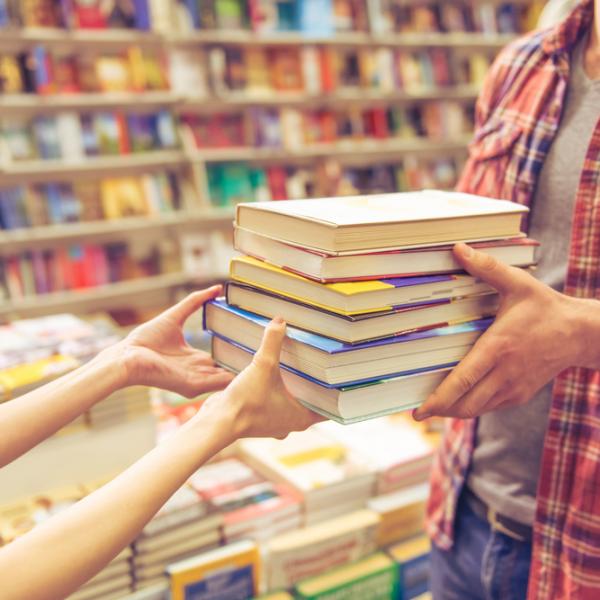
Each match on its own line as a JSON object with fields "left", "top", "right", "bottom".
{"left": 205, "top": 189, "right": 536, "bottom": 423}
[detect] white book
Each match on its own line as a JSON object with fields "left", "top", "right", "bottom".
{"left": 235, "top": 190, "right": 528, "bottom": 252}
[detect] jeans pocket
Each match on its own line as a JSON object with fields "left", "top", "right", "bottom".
{"left": 482, "top": 532, "right": 532, "bottom": 600}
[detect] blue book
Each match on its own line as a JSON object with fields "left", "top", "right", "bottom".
{"left": 0, "top": 0, "right": 9, "bottom": 26}
{"left": 210, "top": 331, "right": 455, "bottom": 424}
{"left": 297, "top": 0, "right": 333, "bottom": 36}
{"left": 133, "top": 0, "right": 151, "bottom": 30}
{"left": 205, "top": 297, "right": 491, "bottom": 385}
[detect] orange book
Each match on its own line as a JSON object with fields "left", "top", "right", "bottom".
{"left": 115, "top": 113, "right": 131, "bottom": 155}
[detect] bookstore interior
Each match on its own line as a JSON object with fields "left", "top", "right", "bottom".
{"left": 0, "top": 1, "right": 549, "bottom": 599}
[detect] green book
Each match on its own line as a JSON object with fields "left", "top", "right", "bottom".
{"left": 295, "top": 553, "right": 399, "bottom": 600}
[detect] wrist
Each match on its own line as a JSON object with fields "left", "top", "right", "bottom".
{"left": 571, "top": 297, "right": 600, "bottom": 370}
{"left": 187, "top": 392, "right": 241, "bottom": 450}
{"left": 92, "top": 342, "right": 132, "bottom": 392}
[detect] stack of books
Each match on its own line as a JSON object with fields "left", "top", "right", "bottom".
{"left": 189, "top": 458, "right": 302, "bottom": 543}
{"left": 367, "top": 483, "right": 430, "bottom": 548}
{"left": 238, "top": 429, "right": 375, "bottom": 525}
{"left": 205, "top": 190, "right": 536, "bottom": 423}
{"left": 263, "top": 509, "right": 380, "bottom": 591}
{"left": 130, "top": 484, "right": 221, "bottom": 591}
{"left": 317, "top": 416, "right": 436, "bottom": 494}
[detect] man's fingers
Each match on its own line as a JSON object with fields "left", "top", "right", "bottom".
{"left": 413, "top": 336, "right": 495, "bottom": 420}
{"left": 253, "top": 317, "right": 286, "bottom": 368}
{"left": 164, "top": 286, "right": 222, "bottom": 326}
{"left": 439, "top": 367, "right": 508, "bottom": 419}
{"left": 453, "top": 243, "right": 529, "bottom": 296}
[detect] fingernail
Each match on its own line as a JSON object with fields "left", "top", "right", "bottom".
{"left": 273, "top": 316, "right": 284, "bottom": 325}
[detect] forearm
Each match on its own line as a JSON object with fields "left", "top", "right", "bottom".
{"left": 0, "top": 346, "right": 127, "bottom": 468}
{"left": 0, "top": 400, "right": 237, "bottom": 600}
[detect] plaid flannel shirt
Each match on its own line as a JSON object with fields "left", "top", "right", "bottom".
{"left": 425, "top": 1, "right": 600, "bottom": 598}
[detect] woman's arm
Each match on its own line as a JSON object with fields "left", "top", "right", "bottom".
{"left": 0, "top": 286, "right": 233, "bottom": 468}
{"left": 0, "top": 318, "right": 321, "bottom": 600}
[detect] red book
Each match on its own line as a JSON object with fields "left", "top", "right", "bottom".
{"left": 68, "top": 245, "right": 88, "bottom": 289}
{"left": 115, "top": 112, "right": 131, "bottom": 154}
{"left": 319, "top": 48, "right": 337, "bottom": 93}
{"left": 318, "top": 110, "right": 338, "bottom": 143}
{"left": 267, "top": 167, "right": 288, "bottom": 201}
{"left": 365, "top": 108, "right": 390, "bottom": 139}
{"left": 73, "top": 0, "right": 107, "bottom": 28}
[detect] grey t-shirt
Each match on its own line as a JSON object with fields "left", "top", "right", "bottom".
{"left": 467, "top": 31, "right": 600, "bottom": 526}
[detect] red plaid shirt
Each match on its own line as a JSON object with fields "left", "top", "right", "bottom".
{"left": 426, "top": 2, "right": 600, "bottom": 598}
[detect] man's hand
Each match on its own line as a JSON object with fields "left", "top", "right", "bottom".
{"left": 413, "top": 243, "right": 593, "bottom": 421}
{"left": 202, "top": 317, "right": 324, "bottom": 439}
{"left": 115, "top": 286, "right": 234, "bottom": 397}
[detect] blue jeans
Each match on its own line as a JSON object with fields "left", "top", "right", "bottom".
{"left": 430, "top": 491, "right": 532, "bottom": 600}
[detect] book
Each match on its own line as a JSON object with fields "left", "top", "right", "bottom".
{"left": 367, "top": 484, "right": 429, "bottom": 546}
{"left": 230, "top": 255, "right": 493, "bottom": 316}
{"left": 234, "top": 228, "right": 538, "bottom": 282}
{"left": 225, "top": 282, "right": 498, "bottom": 344}
{"left": 235, "top": 190, "right": 528, "bottom": 253}
{"left": 205, "top": 298, "right": 490, "bottom": 385}
{"left": 167, "top": 540, "right": 260, "bottom": 600}
{"left": 239, "top": 429, "right": 375, "bottom": 521}
{"left": 264, "top": 509, "right": 379, "bottom": 590}
{"left": 213, "top": 334, "right": 453, "bottom": 423}
{"left": 294, "top": 552, "right": 399, "bottom": 600}
{"left": 318, "top": 417, "right": 435, "bottom": 493}
{"left": 387, "top": 535, "right": 431, "bottom": 600}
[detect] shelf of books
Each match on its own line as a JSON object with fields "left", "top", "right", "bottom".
{"left": 0, "top": 0, "right": 544, "bottom": 320}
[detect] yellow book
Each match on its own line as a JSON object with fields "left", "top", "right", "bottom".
{"left": 0, "top": 355, "right": 79, "bottom": 402}
{"left": 168, "top": 540, "right": 259, "bottom": 600}
{"left": 230, "top": 255, "right": 491, "bottom": 316}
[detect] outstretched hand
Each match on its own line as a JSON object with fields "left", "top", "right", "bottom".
{"left": 413, "top": 242, "right": 591, "bottom": 421}
{"left": 116, "top": 286, "right": 234, "bottom": 397}
{"left": 202, "top": 317, "right": 324, "bottom": 440}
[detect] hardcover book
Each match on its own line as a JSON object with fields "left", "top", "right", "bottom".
{"left": 205, "top": 298, "right": 490, "bottom": 385}
{"left": 212, "top": 334, "right": 453, "bottom": 423}
{"left": 235, "top": 190, "right": 528, "bottom": 253}
{"left": 230, "top": 255, "right": 492, "bottom": 315}
{"left": 234, "top": 227, "right": 538, "bottom": 282}
{"left": 225, "top": 282, "right": 498, "bottom": 344}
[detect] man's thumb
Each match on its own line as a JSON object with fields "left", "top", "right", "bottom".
{"left": 453, "top": 243, "right": 527, "bottom": 295}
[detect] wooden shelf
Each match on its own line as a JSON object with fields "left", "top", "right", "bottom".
{"left": 0, "top": 91, "right": 182, "bottom": 114}
{"left": 0, "top": 208, "right": 234, "bottom": 251}
{"left": 0, "top": 27, "right": 165, "bottom": 51}
{"left": 0, "top": 26, "right": 515, "bottom": 51}
{"left": 0, "top": 150, "right": 186, "bottom": 185}
{"left": 170, "top": 30, "right": 515, "bottom": 49}
{"left": 0, "top": 271, "right": 224, "bottom": 319}
{"left": 191, "top": 135, "right": 471, "bottom": 164}
{"left": 0, "top": 84, "right": 480, "bottom": 117}
{"left": 180, "top": 84, "right": 480, "bottom": 112}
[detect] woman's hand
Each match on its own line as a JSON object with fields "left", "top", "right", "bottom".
{"left": 201, "top": 317, "right": 324, "bottom": 440}
{"left": 112, "top": 286, "right": 234, "bottom": 397}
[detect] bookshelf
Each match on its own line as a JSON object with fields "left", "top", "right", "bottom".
{"left": 0, "top": 0, "right": 543, "bottom": 319}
